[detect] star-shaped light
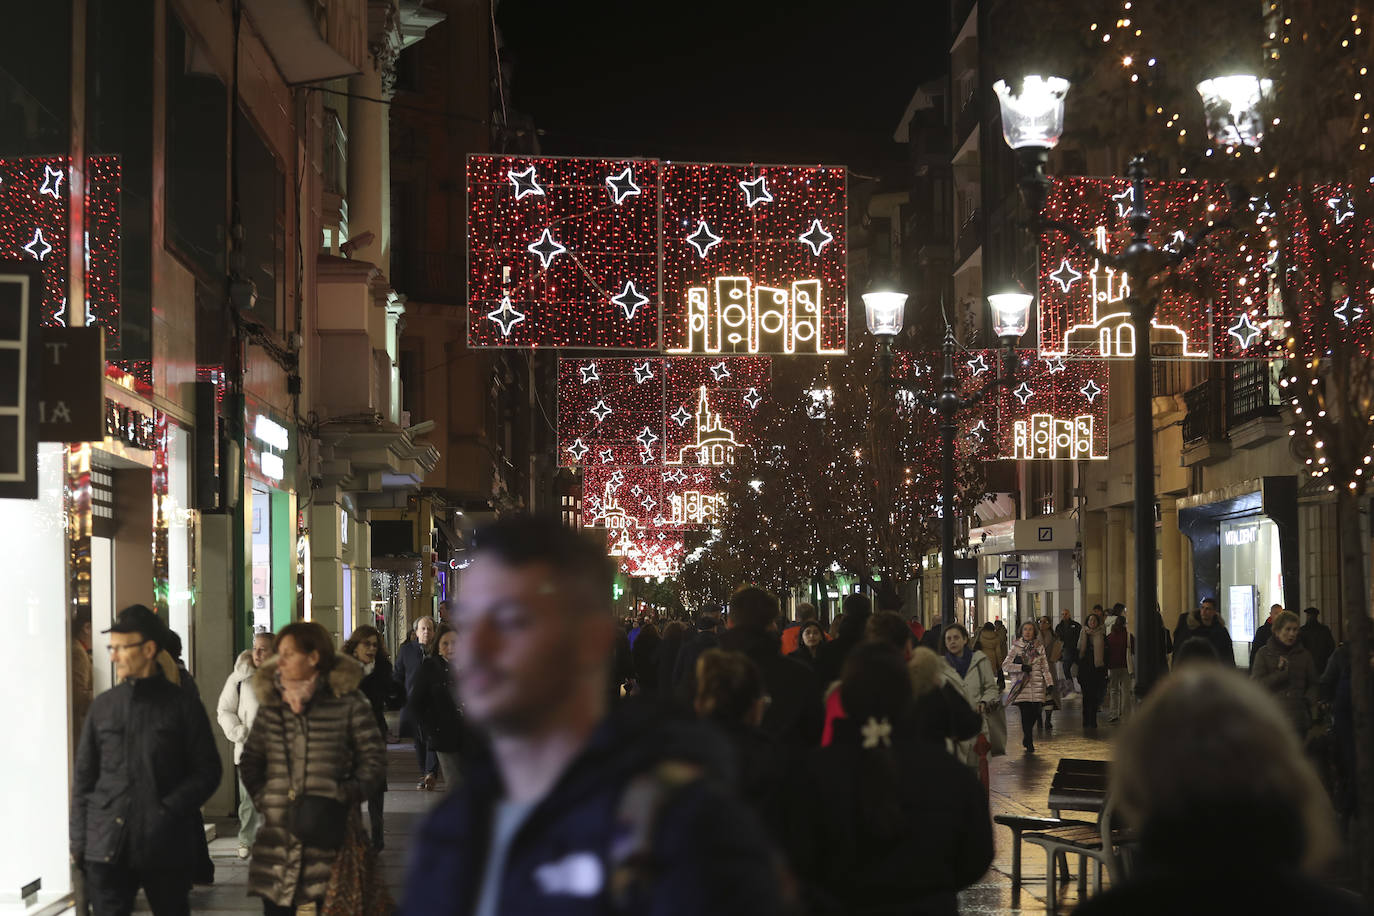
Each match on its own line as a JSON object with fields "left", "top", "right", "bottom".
{"left": 686, "top": 221, "right": 722, "bottom": 258}
{"left": 639, "top": 447, "right": 656, "bottom": 464}
{"left": 633, "top": 362, "right": 655, "bottom": 384}
{"left": 605, "top": 166, "right": 641, "bottom": 205}
{"left": 485, "top": 295, "right": 525, "bottom": 336}
{"left": 664, "top": 469, "right": 687, "bottom": 484}
{"left": 39, "top": 164, "right": 65, "bottom": 199}
{"left": 743, "top": 387, "right": 762, "bottom": 409}
{"left": 1050, "top": 258, "right": 1083, "bottom": 293}
{"left": 1250, "top": 195, "right": 1276, "bottom": 221}
{"left": 507, "top": 165, "right": 545, "bottom": 200}
{"left": 589, "top": 400, "right": 613, "bottom": 423}
{"left": 23, "top": 227, "right": 52, "bottom": 261}
{"left": 966, "top": 354, "right": 990, "bottom": 376}
{"left": 599, "top": 449, "right": 615, "bottom": 464}
{"left": 1327, "top": 196, "right": 1355, "bottom": 225}
{"left": 1227, "top": 312, "right": 1262, "bottom": 349}
{"left": 609, "top": 470, "right": 625, "bottom": 486}
{"left": 611, "top": 280, "right": 649, "bottom": 320}
{"left": 1080, "top": 380, "right": 1103, "bottom": 404}
{"left": 1163, "top": 230, "right": 1187, "bottom": 254}
{"left": 527, "top": 228, "right": 567, "bottom": 268}
{"left": 709, "top": 361, "right": 731, "bottom": 381}
{"left": 636, "top": 427, "right": 659, "bottom": 450}
{"left": 565, "top": 439, "right": 589, "bottom": 461}
{"left": 799, "top": 219, "right": 834, "bottom": 255}
{"left": 1013, "top": 382, "right": 1035, "bottom": 405}
{"left": 671, "top": 405, "right": 693, "bottom": 427}
{"left": 738, "top": 175, "right": 773, "bottom": 207}
{"left": 1043, "top": 356, "right": 1067, "bottom": 374}
{"left": 631, "top": 485, "right": 643, "bottom": 497}
{"left": 970, "top": 419, "right": 990, "bottom": 438}
{"left": 1112, "top": 186, "right": 1135, "bottom": 217}
{"left": 641, "top": 496, "right": 657, "bottom": 512}
{"left": 652, "top": 514, "right": 668, "bottom": 527}
{"left": 53, "top": 297, "right": 67, "bottom": 327}
{"left": 1334, "top": 297, "right": 1366, "bottom": 325}
{"left": 579, "top": 362, "right": 600, "bottom": 384}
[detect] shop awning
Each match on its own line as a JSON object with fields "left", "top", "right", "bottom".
{"left": 241, "top": 0, "right": 363, "bottom": 85}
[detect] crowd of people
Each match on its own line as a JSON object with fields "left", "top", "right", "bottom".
{"left": 68, "top": 514, "right": 1370, "bottom": 915}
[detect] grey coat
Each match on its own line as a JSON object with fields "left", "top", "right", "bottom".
{"left": 1251, "top": 637, "right": 1319, "bottom": 734}
{"left": 240, "top": 656, "right": 385, "bottom": 907}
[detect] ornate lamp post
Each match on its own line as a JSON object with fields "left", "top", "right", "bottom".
{"left": 992, "top": 73, "right": 1264, "bottom": 695}
{"left": 863, "top": 288, "right": 1032, "bottom": 627}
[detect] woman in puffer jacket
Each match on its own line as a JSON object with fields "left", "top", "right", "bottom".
{"left": 215, "top": 630, "right": 274, "bottom": 859}
{"left": 240, "top": 622, "right": 386, "bottom": 915}
{"left": 1002, "top": 622, "right": 1054, "bottom": 754}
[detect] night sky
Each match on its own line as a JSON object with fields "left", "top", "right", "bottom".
{"left": 497, "top": 0, "right": 948, "bottom": 170}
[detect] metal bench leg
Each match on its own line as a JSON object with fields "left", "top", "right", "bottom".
{"left": 1078, "top": 854, "right": 1087, "bottom": 896}
{"left": 1092, "top": 858, "right": 1102, "bottom": 894}
{"left": 1010, "top": 830, "right": 1022, "bottom": 896}
{"left": 1057, "top": 849, "right": 1070, "bottom": 883}
{"left": 1044, "top": 847, "right": 1058, "bottom": 912}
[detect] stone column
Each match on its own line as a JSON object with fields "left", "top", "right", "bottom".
{"left": 310, "top": 487, "right": 344, "bottom": 638}
{"left": 1159, "top": 497, "right": 1186, "bottom": 622}
{"left": 1081, "top": 509, "right": 1107, "bottom": 611}
{"left": 1106, "top": 507, "right": 1129, "bottom": 608}
{"left": 346, "top": 62, "right": 390, "bottom": 275}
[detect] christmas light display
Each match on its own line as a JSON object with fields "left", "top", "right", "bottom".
{"left": 992, "top": 352, "right": 1110, "bottom": 460}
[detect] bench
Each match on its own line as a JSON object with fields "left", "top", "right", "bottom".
{"left": 1022, "top": 796, "right": 1134, "bottom": 912}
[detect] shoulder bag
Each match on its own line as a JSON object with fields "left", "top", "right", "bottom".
{"left": 282, "top": 713, "right": 348, "bottom": 850}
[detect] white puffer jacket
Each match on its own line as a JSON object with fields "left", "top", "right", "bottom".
{"left": 216, "top": 650, "right": 261, "bottom": 764}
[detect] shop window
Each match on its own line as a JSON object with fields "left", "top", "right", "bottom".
{"left": 235, "top": 109, "right": 285, "bottom": 331}
{"left": 1218, "top": 516, "right": 1283, "bottom": 667}
{"left": 165, "top": 12, "right": 228, "bottom": 282}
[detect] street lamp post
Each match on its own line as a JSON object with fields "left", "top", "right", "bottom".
{"left": 864, "top": 289, "right": 1032, "bottom": 627}
{"left": 992, "top": 74, "right": 1262, "bottom": 696}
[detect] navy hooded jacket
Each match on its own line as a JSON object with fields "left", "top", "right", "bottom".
{"left": 400, "top": 698, "right": 785, "bottom": 916}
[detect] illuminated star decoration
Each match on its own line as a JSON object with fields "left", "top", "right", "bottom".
{"left": 485, "top": 295, "right": 525, "bottom": 336}
{"left": 611, "top": 280, "right": 649, "bottom": 320}
{"left": 1163, "top": 230, "right": 1187, "bottom": 255}
{"left": 664, "top": 469, "right": 687, "bottom": 484}
{"left": 970, "top": 419, "right": 990, "bottom": 438}
{"left": 527, "top": 228, "right": 567, "bottom": 268}
{"left": 39, "top": 164, "right": 65, "bottom": 199}
{"left": 686, "top": 220, "right": 723, "bottom": 258}
{"left": 670, "top": 405, "right": 693, "bottom": 427}
{"left": 1043, "top": 355, "right": 1067, "bottom": 374}
{"left": 1334, "top": 297, "right": 1366, "bottom": 325}
{"left": 799, "top": 219, "right": 834, "bottom": 255}
{"left": 1079, "top": 380, "right": 1103, "bottom": 404}
{"left": 565, "top": 438, "right": 589, "bottom": 462}
{"left": 1327, "top": 196, "right": 1355, "bottom": 225}
{"left": 579, "top": 362, "right": 600, "bottom": 384}
{"left": 609, "top": 469, "right": 625, "bottom": 487}
{"left": 738, "top": 175, "right": 773, "bottom": 207}
{"left": 23, "top": 227, "right": 52, "bottom": 261}
{"left": 743, "top": 387, "right": 762, "bottom": 409}
{"left": 1050, "top": 258, "right": 1083, "bottom": 293}
{"left": 641, "top": 496, "right": 656, "bottom": 512}
{"left": 589, "top": 400, "right": 613, "bottom": 423}
{"left": 1250, "top": 195, "right": 1276, "bottom": 221}
{"left": 966, "top": 354, "right": 990, "bottom": 376}
{"left": 633, "top": 362, "right": 655, "bottom": 384}
{"left": 637, "top": 427, "right": 659, "bottom": 450}
{"left": 1112, "top": 186, "right": 1135, "bottom": 218}
{"left": 53, "top": 297, "right": 68, "bottom": 326}
{"left": 507, "top": 165, "right": 545, "bottom": 200}
{"left": 1227, "top": 312, "right": 1262, "bottom": 349}
{"left": 710, "top": 361, "right": 731, "bottom": 381}
{"left": 599, "top": 449, "right": 615, "bottom": 464}
{"left": 605, "top": 166, "right": 641, "bottom": 205}
{"left": 1013, "top": 382, "right": 1035, "bottom": 405}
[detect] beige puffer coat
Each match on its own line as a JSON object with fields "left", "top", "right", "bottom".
{"left": 240, "top": 656, "right": 386, "bottom": 907}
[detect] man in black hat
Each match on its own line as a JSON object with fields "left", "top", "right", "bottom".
{"left": 71, "top": 604, "right": 221, "bottom": 916}
{"left": 1300, "top": 606, "right": 1336, "bottom": 677}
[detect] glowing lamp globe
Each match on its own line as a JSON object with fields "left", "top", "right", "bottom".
{"left": 993, "top": 76, "right": 1070, "bottom": 150}
{"left": 862, "top": 291, "right": 908, "bottom": 337}
{"left": 1196, "top": 75, "right": 1273, "bottom": 149}
{"left": 988, "top": 291, "right": 1033, "bottom": 340}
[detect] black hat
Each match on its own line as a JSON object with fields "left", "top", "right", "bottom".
{"left": 103, "top": 604, "right": 167, "bottom": 648}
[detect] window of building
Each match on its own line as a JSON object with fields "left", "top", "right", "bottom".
{"left": 0, "top": 4, "right": 71, "bottom": 155}
{"left": 235, "top": 109, "right": 285, "bottom": 330}
{"left": 165, "top": 12, "right": 227, "bottom": 282}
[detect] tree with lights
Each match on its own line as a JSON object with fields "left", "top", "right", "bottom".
{"left": 993, "top": 0, "right": 1374, "bottom": 893}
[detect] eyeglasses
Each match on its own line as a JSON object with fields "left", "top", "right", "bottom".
{"left": 106, "top": 640, "right": 147, "bottom": 654}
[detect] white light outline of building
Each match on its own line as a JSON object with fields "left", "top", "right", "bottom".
{"left": 1010, "top": 413, "right": 1104, "bottom": 460}
{"left": 666, "top": 274, "right": 845, "bottom": 355}
{"left": 665, "top": 386, "right": 740, "bottom": 467}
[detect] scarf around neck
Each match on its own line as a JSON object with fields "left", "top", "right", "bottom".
{"left": 276, "top": 669, "right": 320, "bottom": 714}
{"left": 946, "top": 646, "right": 974, "bottom": 677}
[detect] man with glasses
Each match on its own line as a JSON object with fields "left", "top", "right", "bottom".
{"left": 71, "top": 605, "right": 221, "bottom": 915}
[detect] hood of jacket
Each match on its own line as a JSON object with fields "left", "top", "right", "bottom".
{"left": 907, "top": 646, "right": 946, "bottom": 698}
{"left": 231, "top": 650, "right": 256, "bottom": 681}
{"left": 252, "top": 654, "right": 364, "bottom": 706}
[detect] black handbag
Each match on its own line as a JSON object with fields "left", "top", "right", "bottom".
{"left": 281, "top": 717, "right": 348, "bottom": 850}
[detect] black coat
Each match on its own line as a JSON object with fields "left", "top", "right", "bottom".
{"left": 719, "top": 628, "right": 824, "bottom": 750}
{"left": 1251, "top": 621, "right": 1274, "bottom": 666}
{"left": 1300, "top": 620, "right": 1336, "bottom": 678}
{"left": 401, "top": 698, "right": 785, "bottom": 916}
{"left": 358, "top": 655, "right": 394, "bottom": 740}
{"left": 407, "top": 655, "right": 468, "bottom": 753}
{"left": 1173, "top": 612, "right": 1237, "bottom": 667}
{"left": 631, "top": 633, "right": 663, "bottom": 697}
{"left": 813, "top": 633, "right": 859, "bottom": 687}
{"left": 788, "top": 645, "right": 822, "bottom": 670}
{"left": 656, "top": 630, "right": 687, "bottom": 701}
{"left": 671, "top": 625, "right": 721, "bottom": 704}
{"left": 785, "top": 719, "right": 993, "bottom": 915}
{"left": 1055, "top": 618, "right": 1083, "bottom": 664}
{"left": 395, "top": 639, "right": 428, "bottom": 737}
{"left": 71, "top": 670, "right": 222, "bottom": 871}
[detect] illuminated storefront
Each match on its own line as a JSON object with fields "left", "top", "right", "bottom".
{"left": 244, "top": 399, "right": 296, "bottom": 636}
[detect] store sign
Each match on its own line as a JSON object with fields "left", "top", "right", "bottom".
{"left": 1000, "top": 560, "right": 1021, "bottom": 585}
{"left": 0, "top": 261, "right": 41, "bottom": 499}
{"left": 38, "top": 327, "right": 104, "bottom": 442}
{"left": 246, "top": 405, "right": 293, "bottom": 484}
{"left": 1223, "top": 525, "right": 1259, "bottom": 546}
{"left": 105, "top": 399, "right": 157, "bottom": 450}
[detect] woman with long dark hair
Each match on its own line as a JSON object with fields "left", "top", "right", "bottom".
{"left": 1077, "top": 611, "right": 1109, "bottom": 729}
{"left": 1001, "top": 621, "right": 1053, "bottom": 753}
{"left": 341, "top": 624, "right": 392, "bottom": 849}
{"left": 786, "top": 642, "right": 993, "bottom": 915}
{"left": 407, "top": 624, "right": 467, "bottom": 790}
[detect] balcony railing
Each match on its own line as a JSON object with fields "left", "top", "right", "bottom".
{"left": 1226, "top": 359, "right": 1282, "bottom": 427}
{"left": 1182, "top": 377, "right": 1226, "bottom": 444}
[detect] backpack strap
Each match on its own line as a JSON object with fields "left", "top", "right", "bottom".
{"left": 607, "top": 759, "right": 703, "bottom": 911}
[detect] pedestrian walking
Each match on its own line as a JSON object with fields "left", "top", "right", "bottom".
{"left": 1077, "top": 611, "right": 1110, "bottom": 728}
{"left": 993, "top": 619, "right": 1009, "bottom": 659}
{"left": 1035, "top": 615, "right": 1063, "bottom": 730}
{"left": 71, "top": 610, "right": 94, "bottom": 742}
{"left": 779, "top": 602, "right": 818, "bottom": 656}
{"left": 395, "top": 615, "right": 439, "bottom": 790}
{"left": 1251, "top": 610, "right": 1320, "bottom": 737}
{"left": 629, "top": 620, "right": 662, "bottom": 697}
{"left": 1251, "top": 603, "right": 1284, "bottom": 666}
{"left": 1072, "top": 666, "right": 1365, "bottom": 916}
{"left": 942, "top": 624, "right": 999, "bottom": 787}
{"left": 216, "top": 629, "right": 274, "bottom": 859}
{"left": 1001, "top": 622, "right": 1053, "bottom": 753}
{"left": 785, "top": 641, "right": 993, "bottom": 916}
{"left": 788, "top": 619, "right": 826, "bottom": 669}
{"left": 240, "top": 621, "right": 387, "bottom": 916}
{"left": 1054, "top": 608, "right": 1082, "bottom": 680}
{"left": 408, "top": 624, "right": 469, "bottom": 791}
{"left": 1105, "top": 610, "right": 1135, "bottom": 721}
{"left": 402, "top": 515, "right": 785, "bottom": 915}
{"left": 655, "top": 619, "right": 689, "bottom": 698}
{"left": 977, "top": 622, "right": 1005, "bottom": 690}
{"left": 814, "top": 593, "right": 871, "bottom": 687}
{"left": 1173, "top": 596, "right": 1237, "bottom": 667}
{"left": 669, "top": 604, "right": 723, "bottom": 703}
{"left": 718, "top": 585, "right": 823, "bottom": 750}
{"left": 343, "top": 624, "right": 394, "bottom": 849}
{"left": 71, "top": 605, "right": 222, "bottom": 916}
{"left": 1299, "top": 607, "right": 1336, "bottom": 677}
